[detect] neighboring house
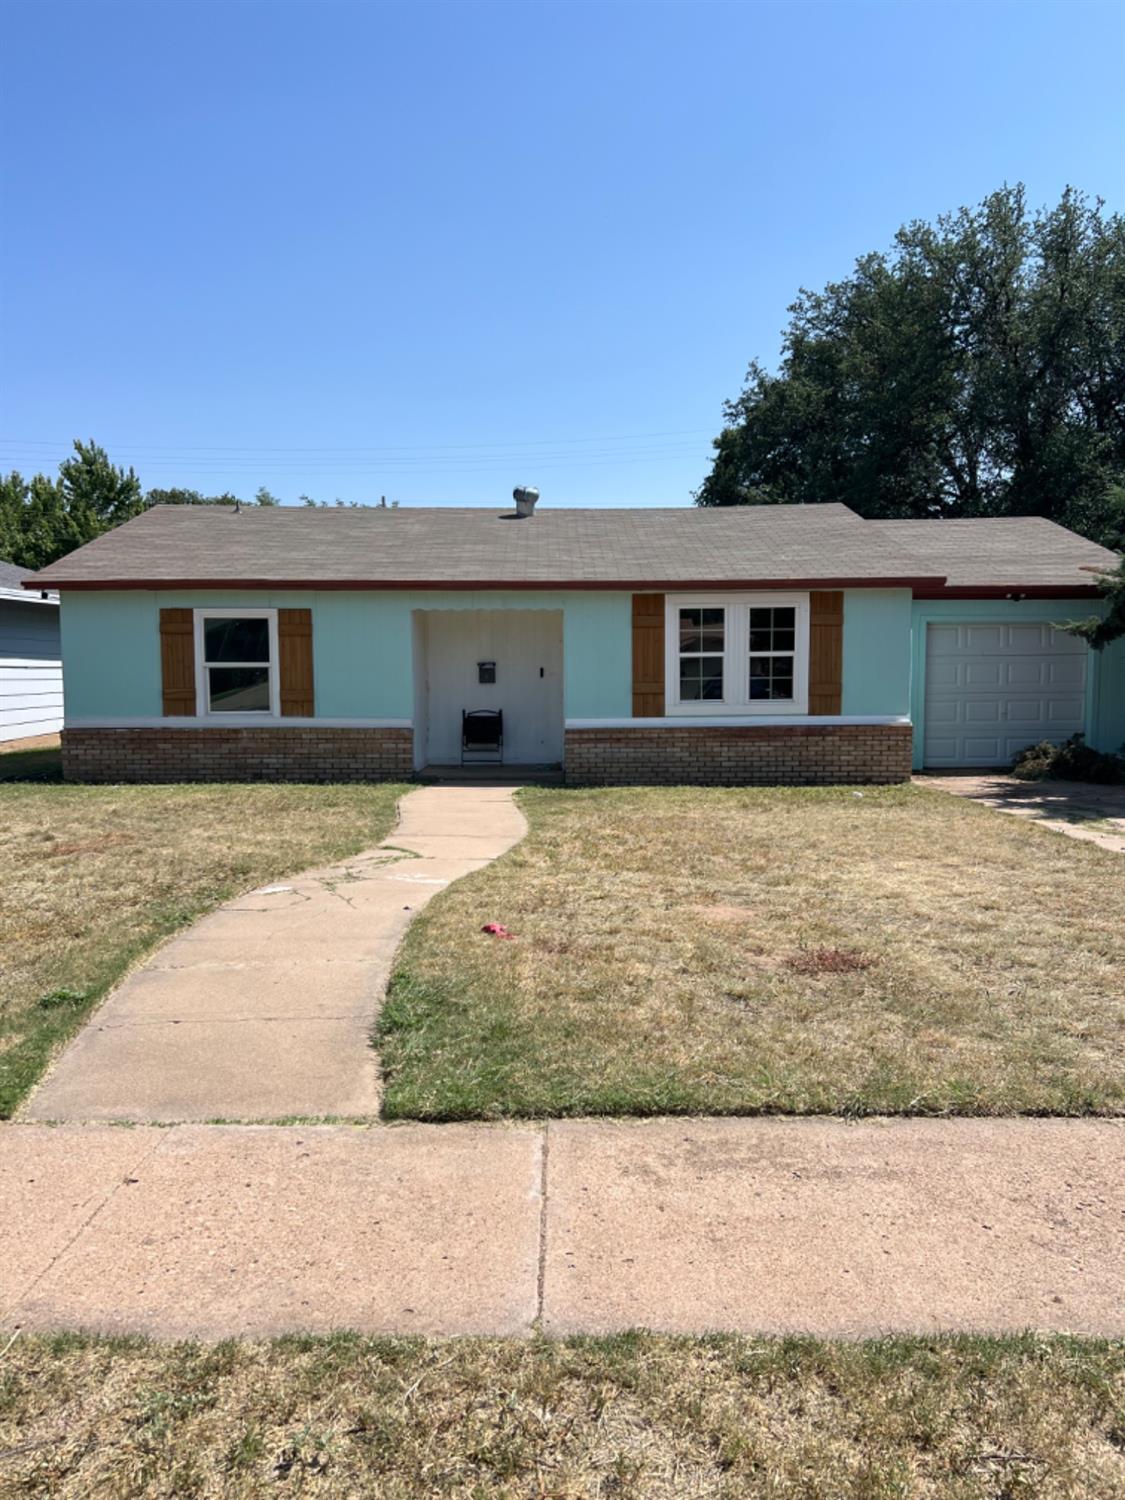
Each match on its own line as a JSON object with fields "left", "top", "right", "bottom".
{"left": 23, "top": 500, "right": 1124, "bottom": 785}
{"left": 1, "top": 559, "right": 62, "bottom": 744}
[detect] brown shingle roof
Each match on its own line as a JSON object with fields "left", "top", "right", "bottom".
{"left": 24, "top": 502, "right": 943, "bottom": 589}
{"left": 868, "top": 518, "right": 1119, "bottom": 591}
{"left": 23, "top": 503, "right": 1118, "bottom": 593}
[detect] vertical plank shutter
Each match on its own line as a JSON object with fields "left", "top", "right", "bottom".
{"left": 808, "top": 591, "right": 843, "bottom": 714}
{"left": 632, "top": 594, "right": 665, "bottom": 717}
{"left": 159, "top": 608, "right": 196, "bottom": 716}
{"left": 278, "top": 608, "right": 315, "bottom": 717}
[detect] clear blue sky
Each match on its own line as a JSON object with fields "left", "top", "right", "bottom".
{"left": 1, "top": 0, "right": 1122, "bottom": 508}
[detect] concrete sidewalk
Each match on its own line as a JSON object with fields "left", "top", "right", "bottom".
{"left": 2, "top": 1117, "right": 1121, "bottom": 1339}
{"left": 22, "top": 784, "right": 527, "bottom": 1123}
{"left": 917, "top": 773, "right": 1125, "bottom": 853}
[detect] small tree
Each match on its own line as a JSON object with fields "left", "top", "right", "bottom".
{"left": 59, "top": 440, "right": 144, "bottom": 535}
{"left": 1066, "top": 557, "right": 1125, "bottom": 648}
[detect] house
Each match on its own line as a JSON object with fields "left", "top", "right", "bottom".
{"left": 1, "top": 559, "right": 63, "bottom": 744}
{"left": 23, "top": 498, "right": 1124, "bottom": 785}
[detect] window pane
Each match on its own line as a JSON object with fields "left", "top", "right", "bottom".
{"left": 204, "top": 617, "right": 270, "bottom": 664}
{"left": 749, "top": 607, "right": 796, "bottom": 652}
{"left": 749, "top": 654, "right": 795, "bottom": 700}
{"left": 680, "top": 655, "right": 723, "bottom": 701}
{"left": 679, "top": 607, "right": 724, "bottom": 654}
{"left": 208, "top": 666, "right": 270, "bottom": 711}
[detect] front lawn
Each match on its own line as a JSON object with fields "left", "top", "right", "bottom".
{"left": 381, "top": 785, "right": 1125, "bottom": 1119}
{"left": 2, "top": 1332, "right": 1121, "bottom": 1498}
{"left": 0, "top": 779, "right": 407, "bottom": 1117}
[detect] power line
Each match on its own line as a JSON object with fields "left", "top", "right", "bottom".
{"left": 0, "top": 427, "right": 713, "bottom": 456}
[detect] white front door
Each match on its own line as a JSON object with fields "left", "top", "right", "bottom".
{"left": 923, "top": 622, "right": 1088, "bottom": 768}
{"left": 420, "top": 610, "right": 564, "bottom": 765}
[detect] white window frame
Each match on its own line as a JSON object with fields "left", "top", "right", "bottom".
{"left": 193, "top": 608, "right": 281, "bottom": 719}
{"left": 664, "top": 592, "right": 810, "bottom": 716}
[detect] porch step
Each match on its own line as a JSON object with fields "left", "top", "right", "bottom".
{"left": 417, "top": 763, "right": 564, "bottom": 786}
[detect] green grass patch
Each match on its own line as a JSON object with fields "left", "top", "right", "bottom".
{"left": 0, "top": 779, "right": 407, "bottom": 1116}
{"left": 0, "top": 1331, "right": 1121, "bottom": 1497}
{"left": 381, "top": 784, "right": 1125, "bottom": 1120}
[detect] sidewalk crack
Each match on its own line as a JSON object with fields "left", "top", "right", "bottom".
{"left": 1, "top": 1128, "right": 168, "bottom": 1326}
{"left": 535, "top": 1121, "right": 550, "bottom": 1327}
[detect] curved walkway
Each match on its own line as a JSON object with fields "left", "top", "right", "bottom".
{"left": 21, "top": 784, "right": 528, "bottom": 1123}
{"left": 9, "top": 780, "right": 1123, "bottom": 1340}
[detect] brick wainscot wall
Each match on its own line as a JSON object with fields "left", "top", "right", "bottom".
{"left": 564, "top": 724, "right": 913, "bottom": 786}
{"left": 62, "top": 728, "right": 414, "bottom": 783}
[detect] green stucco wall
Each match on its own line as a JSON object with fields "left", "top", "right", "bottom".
{"left": 61, "top": 587, "right": 1120, "bottom": 755}
{"left": 59, "top": 589, "right": 633, "bottom": 722}
{"left": 842, "top": 589, "right": 912, "bottom": 716}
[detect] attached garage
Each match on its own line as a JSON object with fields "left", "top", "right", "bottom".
{"left": 923, "top": 621, "right": 1088, "bottom": 769}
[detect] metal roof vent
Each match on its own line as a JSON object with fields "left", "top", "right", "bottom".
{"left": 513, "top": 485, "right": 540, "bottom": 518}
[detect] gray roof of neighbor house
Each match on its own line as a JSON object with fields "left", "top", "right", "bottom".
{"left": 21, "top": 502, "right": 1118, "bottom": 594}
{"left": 1, "top": 557, "right": 58, "bottom": 602}
{"left": 868, "top": 517, "right": 1119, "bottom": 592}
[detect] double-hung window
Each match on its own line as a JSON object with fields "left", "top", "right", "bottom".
{"left": 677, "top": 606, "right": 725, "bottom": 701}
{"left": 194, "top": 609, "right": 279, "bottom": 716}
{"left": 749, "top": 605, "right": 797, "bottom": 701}
{"left": 666, "top": 593, "right": 810, "bottom": 715}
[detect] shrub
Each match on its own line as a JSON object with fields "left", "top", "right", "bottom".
{"left": 1011, "top": 733, "right": 1125, "bottom": 784}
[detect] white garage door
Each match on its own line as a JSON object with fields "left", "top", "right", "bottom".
{"left": 923, "top": 622, "right": 1087, "bottom": 768}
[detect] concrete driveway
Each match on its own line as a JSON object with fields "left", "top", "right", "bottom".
{"left": 21, "top": 784, "right": 527, "bottom": 1123}
{"left": 917, "top": 773, "right": 1125, "bottom": 853}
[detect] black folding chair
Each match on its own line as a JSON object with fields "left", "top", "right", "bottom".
{"left": 461, "top": 709, "right": 503, "bottom": 765}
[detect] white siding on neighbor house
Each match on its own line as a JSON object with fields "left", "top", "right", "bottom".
{"left": 0, "top": 598, "right": 63, "bottom": 742}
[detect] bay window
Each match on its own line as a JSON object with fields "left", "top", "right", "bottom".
{"left": 666, "top": 594, "right": 810, "bottom": 714}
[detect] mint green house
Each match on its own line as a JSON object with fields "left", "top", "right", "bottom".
{"left": 25, "top": 499, "right": 1122, "bottom": 784}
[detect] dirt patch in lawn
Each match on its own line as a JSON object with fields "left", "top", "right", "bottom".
{"left": 0, "top": 780, "right": 406, "bottom": 1117}
{"left": 1, "top": 1332, "right": 1121, "bottom": 1499}
{"left": 381, "top": 784, "right": 1125, "bottom": 1119}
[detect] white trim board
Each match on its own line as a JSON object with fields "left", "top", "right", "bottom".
{"left": 65, "top": 717, "right": 413, "bottom": 730}
{"left": 0, "top": 588, "right": 58, "bottom": 606}
{"left": 565, "top": 716, "right": 910, "bottom": 729}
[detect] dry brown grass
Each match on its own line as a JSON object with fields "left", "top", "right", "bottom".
{"left": 0, "top": 780, "right": 406, "bottom": 1116}
{"left": 0, "top": 1332, "right": 1121, "bottom": 1499}
{"left": 381, "top": 784, "right": 1125, "bottom": 1119}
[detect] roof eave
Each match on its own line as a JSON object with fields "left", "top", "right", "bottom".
{"left": 912, "top": 583, "right": 1108, "bottom": 599}
{"left": 25, "top": 573, "right": 946, "bottom": 592}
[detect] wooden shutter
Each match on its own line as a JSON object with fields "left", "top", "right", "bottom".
{"left": 808, "top": 590, "right": 843, "bottom": 714}
{"left": 159, "top": 608, "right": 196, "bottom": 716}
{"left": 278, "top": 608, "right": 315, "bottom": 717}
{"left": 632, "top": 593, "right": 665, "bottom": 717}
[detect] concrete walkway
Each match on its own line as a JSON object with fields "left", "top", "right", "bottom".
{"left": 917, "top": 773, "right": 1125, "bottom": 853}
{"left": 2, "top": 1117, "right": 1121, "bottom": 1339}
{"left": 22, "top": 784, "right": 527, "bottom": 1123}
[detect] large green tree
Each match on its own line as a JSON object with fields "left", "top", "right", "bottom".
{"left": 0, "top": 445, "right": 284, "bottom": 570}
{"left": 696, "top": 187, "right": 1125, "bottom": 549}
{"left": 0, "top": 441, "right": 144, "bottom": 571}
